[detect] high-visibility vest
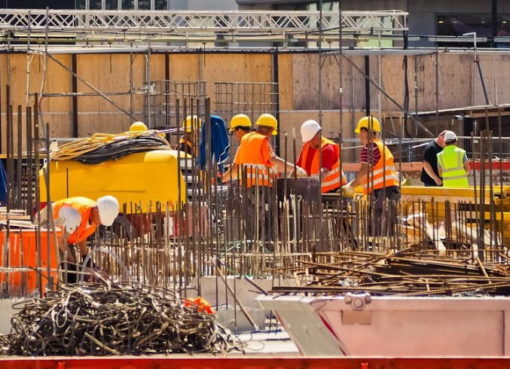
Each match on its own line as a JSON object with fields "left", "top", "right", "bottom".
{"left": 53, "top": 197, "right": 97, "bottom": 244}
{"left": 178, "top": 137, "right": 197, "bottom": 157}
{"left": 298, "top": 137, "right": 347, "bottom": 193}
{"left": 437, "top": 145, "right": 469, "bottom": 188}
{"left": 362, "top": 139, "right": 399, "bottom": 194}
{"left": 234, "top": 132, "right": 274, "bottom": 187}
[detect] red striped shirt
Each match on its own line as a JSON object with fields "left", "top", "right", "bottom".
{"left": 360, "top": 142, "right": 381, "bottom": 165}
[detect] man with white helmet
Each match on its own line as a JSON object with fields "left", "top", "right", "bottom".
{"left": 41, "top": 196, "right": 119, "bottom": 282}
{"left": 297, "top": 120, "right": 347, "bottom": 193}
{"left": 437, "top": 130, "right": 470, "bottom": 188}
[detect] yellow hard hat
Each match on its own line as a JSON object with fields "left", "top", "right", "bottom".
{"left": 255, "top": 113, "right": 278, "bottom": 136}
{"left": 183, "top": 115, "right": 202, "bottom": 133}
{"left": 229, "top": 114, "right": 252, "bottom": 132}
{"left": 130, "top": 121, "right": 148, "bottom": 132}
{"left": 354, "top": 116, "right": 381, "bottom": 134}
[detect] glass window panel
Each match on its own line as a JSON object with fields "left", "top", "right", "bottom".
{"left": 138, "top": 0, "right": 150, "bottom": 9}
{"left": 122, "top": 0, "right": 134, "bottom": 9}
{"left": 155, "top": 0, "right": 167, "bottom": 10}
{"left": 105, "top": 0, "right": 117, "bottom": 9}
{"left": 89, "top": 0, "right": 102, "bottom": 9}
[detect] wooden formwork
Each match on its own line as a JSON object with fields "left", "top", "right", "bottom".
{"left": 1, "top": 52, "right": 510, "bottom": 154}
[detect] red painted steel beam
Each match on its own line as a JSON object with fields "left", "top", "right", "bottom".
{"left": 0, "top": 357, "right": 510, "bottom": 369}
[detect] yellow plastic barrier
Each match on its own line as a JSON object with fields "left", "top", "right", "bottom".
{"left": 40, "top": 150, "right": 187, "bottom": 214}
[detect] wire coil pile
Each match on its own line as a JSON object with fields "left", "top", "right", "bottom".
{"left": 0, "top": 282, "right": 242, "bottom": 356}
{"left": 50, "top": 130, "right": 170, "bottom": 164}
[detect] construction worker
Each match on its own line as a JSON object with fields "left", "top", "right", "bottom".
{"left": 129, "top": 121, "right": 148, "bottom": 132}
{"left": 40, "top": 196, "right": 120, "bottom": 282}
{"left": 222, "top": 113, "right": 304, "bottom": 243}
{"left": 177, "top": 115, "right": 201, "bottom": 157}
{"left": 437, "top": 130, "right": 470, "bottom": 188}
{"left": 421, "top": 130, "right": 446, "bottom": 186}
{"left": 229, "top": 114, "right": 252, "bottom": 142}
{"left": 297, "top": 120, "right": 347, "bottom": 193}
{"left": 222, "top": 113, "right": 306, "bottom": 184}
{"left": 346, "top": 116, "right": 400, "bottom": 236}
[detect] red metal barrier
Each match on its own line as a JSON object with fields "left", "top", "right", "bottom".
{"left": 0, "top": 357, "right": 509, "bottom": 369}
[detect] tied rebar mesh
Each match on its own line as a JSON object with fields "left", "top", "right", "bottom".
{"left": 214, "top": 82, "right": 278, "bottom": 123}
{"left": 149, "top": 81, "right": 207, "bottom": 129}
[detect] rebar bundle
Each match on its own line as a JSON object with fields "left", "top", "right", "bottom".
{"left": 271, "top": 250, "right": 510, "bottom": 296}
{"left": 0, "top": 282, "right": 242, "bottom": 356}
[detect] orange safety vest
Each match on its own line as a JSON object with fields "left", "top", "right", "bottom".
{"left": 362, "top": 139, "right": 399, "bottom": 194}
{"left": 53, "top": 197, "right": 98, "bottom": 244}
{"left": 298, "top": 137, "right": 347, "bottom": 193}
{"left": 234, "top": 132, "right": 274, "bottom": 187}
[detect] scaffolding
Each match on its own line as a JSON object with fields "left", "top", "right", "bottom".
{"left": 0, "top": 9, "right": 407, "bottom": 46}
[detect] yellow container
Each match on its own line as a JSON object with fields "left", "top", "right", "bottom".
{"left": 40, "top": 150, "right": 187, "bottom": 214}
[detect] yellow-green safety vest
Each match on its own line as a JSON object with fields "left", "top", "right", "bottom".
{"left": 436, "top": 145, "right": 469, "bottom": 188}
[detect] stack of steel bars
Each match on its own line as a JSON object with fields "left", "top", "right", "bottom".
{"left": 271, "top": 250, "right": 510, "bottom": 296}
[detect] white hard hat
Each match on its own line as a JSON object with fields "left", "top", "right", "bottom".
{"left": 57, "top": 206, "right": 82, "bottom": 234}
{"left": 301, "top": 120, "right": 321, "bottom": 143}
{"left": 96, "top": 195, "right": 120, "bottom": 226}
{"left": 444, "top": 130, "right": 457, "bottom": 142}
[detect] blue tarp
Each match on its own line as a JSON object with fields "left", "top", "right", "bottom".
{"left": 198, "top": 115, "right": 230, "bottom": 173}
{"left": 0, "top": 161, "right": 7, "bottom": 205}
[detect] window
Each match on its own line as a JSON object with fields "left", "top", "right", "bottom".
{"left": 155, "top": 0, "right": 167, "bottom": 10}
{"left": 121, "top": 0, "right": 134, "bottom": 9}
{"left": 105, "top": 0, "right": 118, "bottom": 9}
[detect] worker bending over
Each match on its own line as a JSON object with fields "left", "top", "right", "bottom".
{"left": 177, "top": 115, "right": 200, "bottom": 157}
{"left": 437, "top": 130, "right": 470, "bottom": 188}
{"left": 346, "top": 116, "right": 400, "bottom": 236}
{"left": 41, "top": 196, "right": 120, "bottom": 282}
{"left": 297, "top": 120, "right": 347, "bottom": 193}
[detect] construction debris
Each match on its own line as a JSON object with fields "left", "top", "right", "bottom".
{"left": 0, "top": 282, "right": 243, "bottom": 356}
{"left": 271, "top": 250, "right": 510, "bottom": 296}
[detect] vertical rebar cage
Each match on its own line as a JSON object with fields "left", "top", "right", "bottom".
{"left": 214, "top": 82, "right": 278, "bottom": 124}
{"left": 149, "top": 80, "right": 207, "bottom": 129}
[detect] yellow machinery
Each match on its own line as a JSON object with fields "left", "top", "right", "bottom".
{"left": 40, "top": 150, "right": 187, "bottom": 214}
{"left": 400, "top": 186, "right": 510, "bottom": 244}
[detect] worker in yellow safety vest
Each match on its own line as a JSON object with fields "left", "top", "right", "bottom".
{"left": 222, "top": 113, "right": 306, "bottom": 186}
{"left": 297, "top": 120, "right": 347, "bottom": 193}
{"left": 40, "top": 196, "right": 120, "bottom": 282}
{"left": 437, "top": 130, "right": 470, "bottom": 188}
{"left": 177, "top": 115, "right": 201, "bottom": 157}
{"left": 345, "top": 116, "right": 400, "bottom": 235}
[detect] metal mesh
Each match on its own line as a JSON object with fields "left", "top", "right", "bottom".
{"left": 214, "top": 82, "right": 278, "bottom": 124}
{"left": 149, "top": 81, "right": 207, "bottom": 128}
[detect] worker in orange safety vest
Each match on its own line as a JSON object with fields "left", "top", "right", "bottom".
{"left": 222, "top": 113, "right": 306, "bottom": 185}
{"left": 297, "top": 120, "right": 347, "bottom": 193}
{"left": 345, "top": 116, "right": 400, "bottom": 235}
{"left": 40, "top": 196, "right": 120, "bottom": 282}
